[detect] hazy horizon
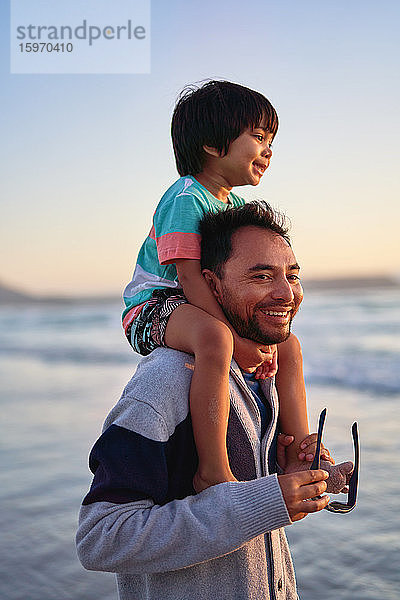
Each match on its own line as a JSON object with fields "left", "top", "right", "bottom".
{"left": 1, "top": 273, "right": 399, "bottom": 302}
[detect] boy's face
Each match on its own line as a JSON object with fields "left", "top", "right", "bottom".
{"left": 205, "top": 126, "right": 274, "bottom": 188}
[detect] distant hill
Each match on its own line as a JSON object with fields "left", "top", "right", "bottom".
{"left": 303, "top": 276, "right": 399, "bottom": 291}
{"left": 0, "top": 281, "right": 118, "bottom": 305}
{"left": 0, "top": 282, "right": 37, "bottom": 304}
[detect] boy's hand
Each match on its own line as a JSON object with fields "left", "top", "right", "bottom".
{"left": 278, "top": 469, "right": 330, "bottom": 522}
{"left": 321, "top": 460, "right": 353, "bottom": 494}
{"left": 255, "top": 345, "right": 278, "bottom": 379}
{"left": 297, "top": 433, "right": 335, "bottom": 464}
{"left": 233, "top": 335, "right": 273, "bottom": 371}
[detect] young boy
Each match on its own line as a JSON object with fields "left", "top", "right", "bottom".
{"left": 123, "top": 80, "right": 328, "bottom": 492}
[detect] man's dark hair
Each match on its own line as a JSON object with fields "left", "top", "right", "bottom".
{"left": 200, "top": 201, "right": 290, "bottom": 277}
{"left": 171, "top": 80, "right": 279, "bottom": 176}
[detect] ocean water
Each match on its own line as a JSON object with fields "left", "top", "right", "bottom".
{"left": 0, "top": 288, "right": 399, "bottom": 600}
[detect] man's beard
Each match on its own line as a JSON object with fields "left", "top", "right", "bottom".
{"left": 220, "top": 296, "right": 294, "bottom": 345}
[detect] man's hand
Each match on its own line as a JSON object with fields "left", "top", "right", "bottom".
{"left": 233, "top": 335, "right": 274, "bottom": 371}
{"left": 277, "top": 433, "right": 294, "bottom": 471}
{"left": 278, "top": 470, "right": 330, "bottom": 522}
{"left": 296, "top": 434, "right": 354, "bottom": 494}
{"left": 297, "top": 432, "right": 335, "bottom": 464}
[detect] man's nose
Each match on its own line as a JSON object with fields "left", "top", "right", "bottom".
{"left": 270, "top": 277, "right": 294, "bottom": 303}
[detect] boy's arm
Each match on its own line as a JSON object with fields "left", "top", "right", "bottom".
{"left": 176, "top": 258, "right": 272, "bottom": 369}
{"left": 275, "top": 334, "right": 310, "bottom": 464}
{"left": 276, "top": 335, "right": 336, "bottom": 467}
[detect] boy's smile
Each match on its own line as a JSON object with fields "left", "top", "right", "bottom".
{"left": 226, "top": 127, "right": 274, "bottom": 186}
{"left": 198, "top": 126, "right": 274, "bottom": 198}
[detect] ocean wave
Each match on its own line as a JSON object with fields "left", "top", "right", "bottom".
{"left": 304, "top": 371, "right": 400, "bottom": 396}
{"left": 1, "top": 343, "right": 399, "bottom": 395}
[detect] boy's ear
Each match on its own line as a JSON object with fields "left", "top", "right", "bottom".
{"left": 202, "top": 269, "right": 222, "bottom": 302}
{"left": 202, "top": 145, "right": 221, "bottom": 158}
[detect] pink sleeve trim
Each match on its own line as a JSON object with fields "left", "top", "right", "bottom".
{"left": 157, "top": 231, "right": 201, "bottom": 265}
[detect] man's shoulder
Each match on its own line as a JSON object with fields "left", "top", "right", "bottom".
{"left": 105, "top": 349, "right": 195, "bottom": 440}
{"left": 131, "top": 347, "right": 195, "bottom": 393}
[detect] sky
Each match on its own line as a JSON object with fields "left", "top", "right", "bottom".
{"left": 1, "top": 0, "right": 400, "bottom": 296}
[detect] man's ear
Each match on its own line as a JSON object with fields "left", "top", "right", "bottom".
{"left": 202, "top": 269, "right": 222, "bottom": 302}
{"left": 202, "top": 145, "right": 221, "bottom": 158}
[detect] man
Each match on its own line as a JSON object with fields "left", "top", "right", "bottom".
{"left": 76, "top": 202, "right": 341, "bottom": 600}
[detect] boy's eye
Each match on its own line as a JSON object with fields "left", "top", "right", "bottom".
{"left": 254, "top": 133, "right": 273, "bottom": 148}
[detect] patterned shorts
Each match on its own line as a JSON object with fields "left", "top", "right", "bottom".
{"left": 129, "top": 288, "right": 188, "bottom": 356}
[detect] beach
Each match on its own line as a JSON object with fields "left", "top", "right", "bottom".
{"left": 0, "top": 288, "right": 399, "bottom": 599}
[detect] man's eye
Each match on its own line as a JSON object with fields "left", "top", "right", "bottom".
{"left": 255, "top": 134, "right": 264, "bottom": 142}
{"left": 288, "top": 275, "right": 301, "bottom": 282}
{"left": 254, "top": 274, "right": 270, "bottom": 280}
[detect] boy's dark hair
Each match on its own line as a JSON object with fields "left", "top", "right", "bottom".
{"left": 171, "top": 80, "right": 279, "bottom": 176}
{"left": 200, "top": 201, "right": 290, "bottom": 277}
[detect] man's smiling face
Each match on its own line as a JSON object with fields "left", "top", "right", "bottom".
{"left": 211, "top": 226, "right": 303, "bottom": 345}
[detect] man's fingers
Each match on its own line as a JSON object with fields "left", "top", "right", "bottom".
{"left": 278, "top": 470, "right": 330, "bottom": 521}
{"left": 321, "top": 452, "right": 335, "bottom": 465}
{"left": 290, "top": 493, "right": 331, "bottom": 521}
{"left": 320, "top": 443, "right": 334, "bottom": 463}
{"left": 297, "top": 469, "right": 329, "bottom": 485}
{"left": 276, "top": 434, "right": 294, "bottom": 470}
{"left": 278, "top": 433, "right": 295, "bottom": 447}
{"left": 298, "top": 441, "right": 334, "bottom": 464}
{"left": 299, "top": 434, "right": 332, "bottom": 460}
{"left": 298, "top": 434, "right": 318, "bottom": 461}
{"left": 299, "top": 433, "right": 318, "bottom": 448}
{"left": 298, "top": 479, "right": 328, "bottom": 501}
{"left": 279, "top": 469, "right": 329, "bottom": 497}
{"left": 301, "top": 494, "right": 331, "bottom": 513}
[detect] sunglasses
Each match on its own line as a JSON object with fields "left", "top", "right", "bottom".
{"left": 310, "top": 408, "right": 360, "bottom": 514}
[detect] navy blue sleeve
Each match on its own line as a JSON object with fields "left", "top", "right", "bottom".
{"left": 83, "top": 420, "right": 198, "bottom": 506}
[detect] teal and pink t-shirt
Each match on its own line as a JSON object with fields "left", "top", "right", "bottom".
{"left": 122, "top": 176, "right": 246, "bottom": 335}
